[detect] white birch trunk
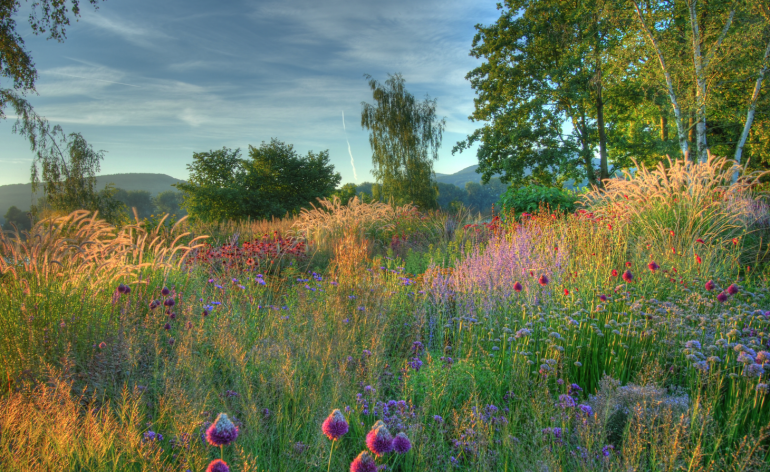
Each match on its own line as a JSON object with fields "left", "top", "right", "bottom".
{"left": 733, "top": 37, "right": 770, "bottom": 183}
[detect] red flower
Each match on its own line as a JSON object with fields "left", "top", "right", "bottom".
{"left": 564, "top": 289, "right": 570, "bottom": 296}
{"left": 732, "top": 238, "right": 739, "bottom": 245}
{"left": 647, "top": 261, "right": 660, "bottom": 272}
{"left": 625, "top": 262, "right": 632, "bottom": 267}
{"left": 611, "top": 269, "right": 619, "bottom": 277}
{"left": 513, "top": 282, "right": 523, "bottom": 292}
{"left": 538, "top": 275, "right": 549, "bottom": 286}
{"left": 696, "top": 239, "right": 706, "bottom": 244}
{"left": 705, "top": 280, "right": 715, "bottom": 292}
{"left": 695, "top": 254, "right": 702, "bottom": 264}
{"left": 622, "top": 270, "right": 633, "bottom": 282}
{"left": 716, "top": 292, "right": 728, "bottom": 303}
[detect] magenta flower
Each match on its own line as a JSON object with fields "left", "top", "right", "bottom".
{"left": 161, "top": 287, "right": 170, "bottom": 296}
{"left": 599, "top": 294, "right": 607, "bottom": 302}
{"left": 393, "top": 432, "right": 411, "bottom": 454}
{"left": 513, "top": 282, "right": 523, "bottom": 292}
{"left": 538, "top": 275, "right": 549, "bottom": 286}
{"left": 206, "top": 459, "right": 230, "bottom": 472}
{"left": 164, "top": 298, "right": 175, "bottom": 307}
{"left": 705, "top": 280, "right": 715, "bottom": 291}
{"left": 647, "top": 261, "right": 659, "bottom": 272}
{"left": 349, "top": 451, "right": 377, "bottom": 472}
{"left": 727, "top": 284, "right": 739, "bottom": 295}
{"left": 611, "top": 269, "right": 618, "bottom": 277}
{"left": 98, "top": 342, "right": 107, "bottom": 349}
{"left": 365, "top": 420, "right": 394, "bottom": 456}
{"left": 716, "top": 292, "right": 728, "bottom": 303}
{"left": 322, "top": 409, "right": 349, "bottom": 440}
{"left": 622, "top": 269, "right": 633, "bottom": 282}
{"left": 206, "top": 413, "right": 239, "bottom": 447}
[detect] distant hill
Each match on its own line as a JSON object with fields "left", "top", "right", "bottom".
{"left": 0, "top": 173, "right": 184, "bottom": 225}
{"left": 435, "top": 165, "right": 492, "bottom": 187}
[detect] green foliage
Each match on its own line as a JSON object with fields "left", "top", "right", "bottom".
{"left": 175, "top": 140, "right": 340, "bottom": 222}
{"left": 361, "top": 73, "right": 446, "bottom": 210}
{"left": 498, "top": 185, "right": 577, "bottom": 217}
{"left": 333, "top": 183, "right": 358, "bottom": 206}
{"left": 153, "top": 190, "right": 186, "bottom": 217}
{"left": 2, "top": 205, "right": 31, "bottom": 231}
{"left": 112, "top": 188, "right": 154, "bottom": 220}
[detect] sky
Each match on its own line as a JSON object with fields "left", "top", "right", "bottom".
{"left": 0, "top": 0, "right": 502, "bottom": 187}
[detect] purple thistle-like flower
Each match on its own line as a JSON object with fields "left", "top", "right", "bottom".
{"left": 558, "top": 394, "right": 576, "bottom": 408}
{"left": 727, "top": 284, "right": 739, "bottom": 295}
{"left": 206, "top": 459, "right": 230, "bottom": 472}
{"left": 164, "top": 298, "right": 175, "bottom": 307}
{"left": 622, "top": 269, "right": 633, "bottom": 282}
{"left": 350, "top": 451, "right": 377, "bottom": 472}
{"left": 705, "top": 280, "right": 715, "bottom": 291}
{"left": 149, "top": 300, "right": 160, "bottom": 310}
{"left": 578, "top": 404, "right": 593, "bottom": 416}
{"left": 322, "top": 409, "right": 349, "bottom": 440}
{"left": 756, "top": 351, "right": 770, "bottom": 364}
{"left": 568, "top": 383, "right": 583, "bottom": 396}
{"left": 366, "top": 420, "right": 394, "bottom": 456}
{"left": 205, "top": 413, "right": 239, "bottom": 447}
{"left": 393, "top": 432, "right": 411, "bottom": 454}
{"left": 538, "top": 275, "right": 549, "bottom": 286}
{"left": 513, "top": 281, "right": 523, "bottom": 292}
{"left": 716, "top": 292, "right": 728, "bottom": 303}
{"left": 647, "top": 261, "right": 659, "bottom": 272}
{"left": 117, "top": 283, "right": 128, "bottom": 294}
{"left": 161, "top": 287, "right": 170, "bottom": 296}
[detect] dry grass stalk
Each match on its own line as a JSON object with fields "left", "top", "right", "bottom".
{"left": 331, "top": 226, "right": 372, "bottom": 281}
{"left": 0, "top": 210, "right": 207, "bottom": 290}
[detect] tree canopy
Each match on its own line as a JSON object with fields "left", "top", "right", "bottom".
{"left": 361, "top": 73, "right": 446, "bottom": 209}
{"left": 175, "top": 140, "right": 341, "bottom": 222}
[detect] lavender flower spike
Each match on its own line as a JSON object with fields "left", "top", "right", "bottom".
{"left": 322, "top": 409, "right": 349, "bottom": 440}
{"left": 205, "top": 413, "right": 239, "bottom": 447}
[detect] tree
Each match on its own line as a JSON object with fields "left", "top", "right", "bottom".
{"left": 333, "top": 183, "right": 358, "bottom": 206}
{"left": 361, "top": 73, "right": 446, "bottom": 209}
{"left": 29, "top": 127, "right": 125, "bottom": 223}
{"left": 2, "top": 1, "right": 106, "bottom": 150}
{"left": 154, "top": 190, "right": 185, "bottom": 216}
{"left": 113, "top": 189, "right": 155, "bottom": 219}
{"left": 175, "top": 140, "right": 341, "bottom": 222}
{"left": 2, "top": 205, "right": 32, "bottom": 231}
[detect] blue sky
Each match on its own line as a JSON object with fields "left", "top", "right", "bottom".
{"left": 0, "top": 0, "right": 501, "bottom": 187}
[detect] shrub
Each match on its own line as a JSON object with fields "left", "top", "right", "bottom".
{"left": 497, "top": 185, "right": 577, "bottom": 217}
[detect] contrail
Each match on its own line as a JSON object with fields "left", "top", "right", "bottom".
{"left": 53, "top": 72, "right": 141, "bottom": 88}
{"left": 342, "top": 110, "right": 358, "bottom": 181}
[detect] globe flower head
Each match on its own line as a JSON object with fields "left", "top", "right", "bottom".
{"left": 322, "top": 409, "right": 349, "bottom": 440}
{"left": 205, "top": 413, "right": 239, "bottom": 447}
{"left": 365, "top": 420, "right": 394, "bottom": 456}
{"left": 164, "top": 298, "right": 175, "bottom": 307}
{"left": 647, "top": 261, "right": 660, "bottom": 272}
{"left": 206, "top": 459, "right": 230, "bottom": 472}
{"left": 716, "top": 292, "right": 728, "bottom": 303}
{"left": 622, "top": 269, "right": 633, "bottom": 282}
{"left": 350, "top": 451, "right": 377, "bottom": 472}
{"left": 538, "top": 275, "right": 549, "bottom": 286}
{"left": 117, "top": 284, "right": 128, "bottom": 294}
{"left": 513, "top": 281, "right": 523, "bottom": 292}
{"left": 393, "top": 432, "right": 412, "bottom": 454}
{"left": 599, "top": 294, "right": 608, "bottom": 302}
{"left": 161, "top": 287, "right": 170, "bottom": 296}
{"left": 727, "top": 284, "right": 739, "bottom": 295}
{"left": 611, "top": 269, "right": 619, "bottom": 277}
{"left": 705, "top": 280, "right": 715, "bottom": 291}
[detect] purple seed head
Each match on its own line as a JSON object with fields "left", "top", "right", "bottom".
{"left": 206, "top": 459, "right": 230, "bottom": 472}
{"left": 366, "top": 420, "right": 394, "bottom": 456}
{"left": 161, "top": 287, "right": 170, "bottom": 296}
{"left": 727, "top": 284, "right": 739, "bottom": 295}
{"left": 205, "top": 413, "right": 239, "bottom": 447}
{"left": 716, "top": 292, "right": 728, "bottom": 303}
{"left": 393, "top": 432, "right": 411, "bottom": 454}
{"left": 322, "top": 409, "right": 349, "bottom": 440}
{"left": 705, "top": 280, "right": 715, "bottom": 291}
{"left": 164, "top": 298, "right": 175, "bottom": 307}
{"left": 349, "top": 451, "right": 377, "bottom": 472}
{"left": 513, "top": 282, "right": 523, "bottom": 292}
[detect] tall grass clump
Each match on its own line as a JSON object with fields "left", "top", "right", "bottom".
{"left": 582, "top": 155, "right": 770, "bottom": 273}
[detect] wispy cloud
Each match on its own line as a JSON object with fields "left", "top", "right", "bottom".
{"left": 342, "top": 111, "right": 357, "bottom": 181}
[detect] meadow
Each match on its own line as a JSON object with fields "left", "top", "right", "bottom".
{"left": 1, "top": 156, "right": 770, "bottom": 472}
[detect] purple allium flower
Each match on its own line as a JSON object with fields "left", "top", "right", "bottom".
{"left": 622, "top": 269, "right": 633, "bottom": 282}
{"left": 98, "top": 342, "right": 107, "bottom": 349}
{"left": 366, "top": 420, "right": 394, "bottom": 456}
{"left": 602, "top": 445, "right": 614, "bottom": 457}
{"left": 164, "top": 323, "right": 171, "bottom": 330}
{"left": 322, "top": 409, "right": 349, "bottom": 440}
{"left": 206, "top": 459, "right": 230, "bottom": 472}
{"left": 149, "top": 300, "right": 160, "bottom": 310}
{"left": 205, "top": 413, "right": 239, "bottom": 447}
{"left": 716, "top": 292, "right": 728, "bottom": 303}
{"left": 647, "top": 261, "right": 660, "bottom": 272}
{"left": 117, "top": 283, "right": 128, "bottom": 294}
{"left": 756, "top": 351, "right": 770, "bottom": 364}
{"left": 727, "top": 283, "right": 739, "bottom": 295}
{"left": 350, "top": 451, "right": 377, "bottom": 472}
{"left": 161, "top": 287, "right": 170, "bottom": 296}
{"left": 513, "top": 282, "right": 523, "bottom": 292}
{"left": 538, "top": 275, "right": 549, "bottom": 286}
{"left": 393, "top": 432, "right": 411, "bottom": 454}
{"left": 578, "top": 404, "right": 593, "bottom": 416}
{"left": 685, "top": 340, "right": 701, "bottom": 350}
{"left": 164, "top": 298, "right": 175, "bottom": 307}
{"left": 743, "top": 363, "right": 765, "bottom": 377}
{"left": 705, "top": 280, "right": 715, "bottom": 291}
{"left": 169, "top": 338, "right": 175, "bottom": 345}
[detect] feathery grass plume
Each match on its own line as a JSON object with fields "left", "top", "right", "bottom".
{"left": 206, "top": 459, "right": 230, "bottom": 472}
{"left": 206, "top": 413, "right": 239, "bottom": 447}
{"left": 365, "top": 420, "right": 394, "bottom": 456}
{"left": 349, "top": 451, "right": 378, "bottom": 472}
{"left": 322, "top": 409, "right": 349, "bottom": 440}
{"left": 582, "top": 154, "right": 770, "bottom": 272}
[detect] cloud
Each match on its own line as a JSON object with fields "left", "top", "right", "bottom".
{"left": 342, "top": 111, "right": 357, "bottom": 181}
{"left": 79, "top": 11, "right": 174, "bottom": 49}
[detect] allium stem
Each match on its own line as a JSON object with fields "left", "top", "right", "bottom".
{"left": 327, "top": 439, "right": 335, "bottom": 472}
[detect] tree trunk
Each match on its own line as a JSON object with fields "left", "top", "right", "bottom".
{"left": 689, "top": 0, "right": 708, "bottom": 162}
{"left": 595, "top": 17, "right": 609, "bottom": 182}
{"left": 579, "top": 111, "right": 597, "bottom": 187}
{"left": 660, "top": 115, "right": 668, "bottom": 141}
{"left": 632, "top": 0, "right": 689, "bottom": 158}
{"left": 734, "top": 35, "right": 770, "bottom": 183}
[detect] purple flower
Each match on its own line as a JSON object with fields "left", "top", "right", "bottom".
{"left": 117, "top": 283, "right": 129, "bottom": 294}
{"left": 716, "top": 292, "right": 728, "bottom": 303}
{"left": 538, "top": 275, "right": 549, "bottom": 286}
{"left": 205, "top": 413, "right": 239, "bottom": 447}
{"left": 161, "top": 287, "right": 170, "bottom": 296}
{"left": 322, "top": 409, "right": 349, "bottom": 440}
{"left": 143, "top": 430, "right": 163, "bottom": 442}
{"left": 393, "top": 432, "right": 411, "bottom": 454}
{"left": 408, "top": 357, "right": 423, "bottom": 371}
{"left": 164, "top": 298, "right": 175, "bottom": 307}
{"left": 647, "top": 261, "right": 660, "bottom": 272}
{"left": 206, "top": 459, "right": 230, "bottom": 472}
{"left": 578, "top": 404, "right": 593, "bottom": 416}
{"left": 433, "top": 415, "right": 443, "bottom": 423}
{"left": 568, "top": 383, "right": 583, "bottom": 396}
{"left": 513, "top": 281, "right": 523, "bottom": 292}
{"left": 366, "top": 420, "right": 394, "bottom": 456}
{"left": 705, "top": 280, "right": 715, "bottom": 291}
{"left": 602, "top": 445, "right": 614, "bottom": 457}
{"left": 727, "top": 283, "right": 739, "bottom": 295}
{"left": 350, "top": 451, "right": 377, "bottom": 472}
{"left": 558, "top": 394, "right": 575, "bottom": 408}
{"left": 164, "top": 323, "right": 171, "bottom": 330}
{"left": 149, "top": 300, "right": 160, "bottom": 310}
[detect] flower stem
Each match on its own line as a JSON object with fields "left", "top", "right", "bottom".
{"left": 327, "top": 439, "right": 336, "bottom": 472}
